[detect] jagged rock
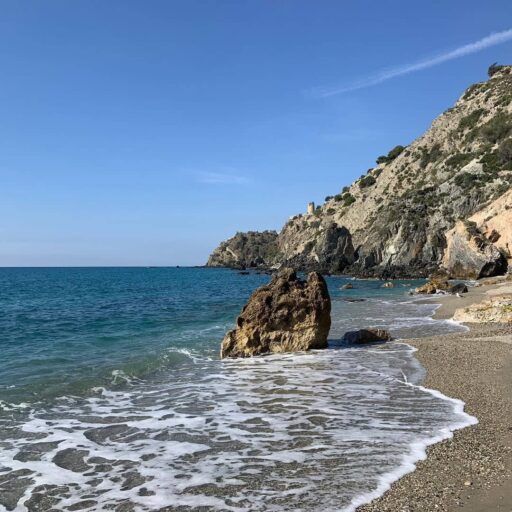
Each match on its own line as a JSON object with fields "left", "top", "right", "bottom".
{"left": 278, "top": 219, "right": 355, "bottom": 273}
{"left": 341, "top": 283, "right": 354, "bottom": 289}
{"left": 415, "top": 279, "right": 450, "bottom": 294}
{"left": 343, "top": 329, "right": 392, "bottom": 344}
{"left": 442, "top": 221, "right": 507, "bottom": 279}
{"left": 450, "top": 283, "right": 469, "bottom": 294}
{"left": 220, "top": 268, "right": 331, "bottom": 358}
{"left": 207, "top": 231, "right": 278, "bottom": 269}
{"left": 453, "top": 295, "right": 512, "bottom": 323}
{"left": 381, "top": 282, "right": 394, "bottom": 288}
{"left": 467, "top": 188, "right": 512, "bottom": 268}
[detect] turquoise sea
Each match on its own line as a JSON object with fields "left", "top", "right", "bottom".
{"left": 0, "top": 267, "right": 475, "bottom": 511}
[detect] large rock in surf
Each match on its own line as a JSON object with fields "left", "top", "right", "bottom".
{"left": 220, "top": 268, "right": 331, "bottom": 358}
{"left": 442, "top": 221, "right": 507, "bottom": 279}
{"left": 415, "top": 278, "right": 450, "bottom": 294}
{"left": 343, "top": 329, "right": 392, "bottom": 344}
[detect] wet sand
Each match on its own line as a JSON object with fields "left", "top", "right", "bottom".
{"left": 358, "top": 280, "right": 512, "bottom": 512}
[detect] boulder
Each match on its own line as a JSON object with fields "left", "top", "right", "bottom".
{"left": 341, "top": 283, "right": 354, "bottom": 289}
{"left": 442, "top": 221, "right": 507, "bottom": 279}
{"left": 381, "top": 282, "right": 394, "bottom": 288}
{"left": 343, "top": 329, "right": 392, "bottom": 344}
{"left": 415, "top": 279, "right": 450, "bottom": 294}
{"left": 220, "top": 268, "right": 331, "bottom": 358}
{"left": 449, "top": 283, "right": 469, "bottom": 294}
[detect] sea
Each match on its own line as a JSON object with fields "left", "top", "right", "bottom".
{"left": 0, "top": 267, "right": 476, "bottom": 512}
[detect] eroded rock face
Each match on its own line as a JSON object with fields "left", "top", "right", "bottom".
{"left": 220, "top": 268, "right": 331, "bottom": 358}
{"left": 277, "top": 219, "right": 355, "bottom": 274}
{"left": 468, "top": 188, "right": 512, "bottom": 267}
{"left": 343, "top": 329, "right": 392, "bottom": 344}
{"left": 206, "top": 231, "right": 278, "bottom": 269}
{"left": 442, "top": 221, "right": 507, "bottom": 279}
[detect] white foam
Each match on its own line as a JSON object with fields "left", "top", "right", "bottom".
{"left": 0, "top": 341, "right": 477, "bottom": 512}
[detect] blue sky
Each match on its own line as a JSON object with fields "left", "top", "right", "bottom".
{"left": 1, "top": 1, "right": 511, "bottom": 266}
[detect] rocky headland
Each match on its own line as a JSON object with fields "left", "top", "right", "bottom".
{"left": 207, "top": 65, "right": 512, "bottom": 279}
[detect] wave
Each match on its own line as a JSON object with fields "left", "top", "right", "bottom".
{"left": 0, "top": 342, "right": 476, "bottom": 512}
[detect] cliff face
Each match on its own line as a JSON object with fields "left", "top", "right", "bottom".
{"left": 207, "top": 66, "right": 512, "bottom": 277}
{"left": 206, "top": 230, "right": 278, "bottom": 269}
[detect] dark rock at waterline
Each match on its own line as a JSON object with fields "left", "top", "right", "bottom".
{"left": 341, "top": 283, "right": 354, "bottom": 289}
{"left": 220, "top": 268, "right": 331, "bottom": 358}
{"left": 343, "top": 298, "right": 366, "bottom": 303}
{"left": 415, "top": 279, "right": 450, "bottom": 294}
{"left": 450, "top": 283, "right": 469, "bottom": 294}
{"left": 343, "top": 329, "right": 392, "bottom": 344}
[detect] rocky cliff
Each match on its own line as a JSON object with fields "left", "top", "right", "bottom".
{"left": 207, "top": 230, "right": 278, "bottom": 269}
{"left": 207, "top": 65, "right": 512, "bottom": 278}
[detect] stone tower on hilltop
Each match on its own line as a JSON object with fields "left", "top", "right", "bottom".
{"left": 307, "top": 202, "right": 315, "bottom": 215}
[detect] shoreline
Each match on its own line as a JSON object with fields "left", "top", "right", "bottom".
{"left": 358, "top": 280, "right": 512, "bottom": 511}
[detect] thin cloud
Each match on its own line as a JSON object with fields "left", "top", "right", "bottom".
{"left": 196, "top": 171, "right": 252, "bottom": 185}
{"left": 313, "top": 28, "right": 512, "bottom": 97}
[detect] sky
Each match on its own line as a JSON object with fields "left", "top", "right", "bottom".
{"left": 1, "top": 1, "right": 512, "bottom": 266}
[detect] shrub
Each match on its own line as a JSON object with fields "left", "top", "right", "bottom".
{"left": 454, "top": 172, "right": 480, "bottom": 189}
{"left": 480, "top": 151, "right": 501, "bottom": 173}
{"left": 359, "top": 175, "right": 376, "bottom": 188}
{"left": 458, "top": 109, "right": 484, "bottom": 131}
{"left": 488, "top": 62, "right": 505, "bottom": 77}
{"left": 463, "top": 84, "right": 480, "bottom": 101}
{"left": 480, "top": 112, "right": 512, "bottom": 144}
{"left": 387, "top": 145, "right": 406, "bottom": 160}
{"left": 325, "top": 195, "right": 333, "bottom": 202}
{"left": 420, "top": 144, "right": 443, "bottom": 169}
{"left": 334, "top": 194, "right": 343, "bottom": 202}
{"left": 342, "top": 186, "right": 350, "bottom": 193}
{"left": 342, "top": 193, "right": 356, "bottom": 206}
{"left": 445, "top": 153, "right": 474, "bottom": 170}
{"left": 497, "top": 138, "right": 512, "bottom": 168}
{"left": 376, "top": 145, "right": 406, "bottom": 165}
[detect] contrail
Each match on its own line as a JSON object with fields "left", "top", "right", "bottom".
{"left": 313, "top": 28, "right": 512, "bottom": 97}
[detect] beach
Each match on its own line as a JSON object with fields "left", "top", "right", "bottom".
{"left": 359, "top": 280, "right": 512, "bottom": 511}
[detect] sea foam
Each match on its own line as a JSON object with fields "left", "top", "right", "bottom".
{"left": 0, "top": 342, "right": 475, "bottom": 512}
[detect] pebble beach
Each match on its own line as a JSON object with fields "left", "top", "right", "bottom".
{"left": 358, "top": 280, "right": 512, "bottom": 511}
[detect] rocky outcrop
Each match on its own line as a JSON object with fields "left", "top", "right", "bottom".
{"left": 450, "top": 283, "right": 469, "bottom": 294}
{"left": 453, "top": 295, "right": 512, "bottom": 323}
{"left": 415, "top": 279, "right": 450, "bottom": 294}
{"left": 207, "top": 231, "right": 278, "bottom": 269}
{"left": 277, "top": 218, "right": 354, "bottom": 273}
{"left": 220, "top": 268, "right": 331, "bottom": 358}
{"left": 467, "top": 188, "right": 512, "bottom": 267}
{"left": 343, "top": 329, "right": 392, "bottom": 344}
{"left": 442, "top": 221, "right": 507, "bottom": 279}
{"left": 208, "top": 65, "right": 512, "bottom": 278}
